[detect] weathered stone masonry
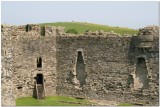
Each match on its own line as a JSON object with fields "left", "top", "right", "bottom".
{"left": 1, "top": 25, "right": 15, "bottom": 106}
{"left": 1, "top": 24, "right": 159, "bottom": 106}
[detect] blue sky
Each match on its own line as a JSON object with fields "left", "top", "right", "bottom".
{"left": 1, "top": 1, "right": 159, "bottom": 29}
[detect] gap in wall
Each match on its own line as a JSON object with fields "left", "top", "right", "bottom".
{"left": 41, "top": 26, "right": 45, "bottom": 36}
{"left": 37, "top": 57, "right": 42, "bottom": 68}
{"left": 26, "top": 25, "right": 32, "bottom": 32}
{"left": 135, "top": 57, "right": 149, "bottom": 89}
{"left": 76, "top": 51, "right": 86, "bottom": 87}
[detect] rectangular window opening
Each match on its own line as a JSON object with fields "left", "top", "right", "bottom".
{"left": 41, "top": 26, "right": 45, "bottom": 36}
{"left": 26, "top": 25, "right": 32, "bottom": 32}
{"left": 37, "top": 57, "right": 42, "bottom": 68}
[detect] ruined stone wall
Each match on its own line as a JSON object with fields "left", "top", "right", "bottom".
{"left": 1, "top": 25, "right": 15, "bottom": 106}
{"left": 1, "top": 24, "right": 159, "bottom": 106}
{"left": 125, "top": 26, "right": 159, "bottom": 105}
{"left": 56, "top": 35, "right": 131, "bottom": 100}
{"left": 56, "top": 26, "right": 159, "bottom": 106}
{"left": 11, "top": 25, "right": 64, "bottom": 98}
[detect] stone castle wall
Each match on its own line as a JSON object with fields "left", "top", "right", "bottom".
{"left": 1, "top": 25, "right": 15, "bottom": 106}
{"left": 56, "top": 30, "right": 159, "bottom": 105}
{"left": 11, "top": 25, "right": 62, "bottom": 98}
{"left": 56, "top": 36, "right": 132, "bottom": 99}
{"left": 1, "top": 24, "right": 159, "bottom": 106}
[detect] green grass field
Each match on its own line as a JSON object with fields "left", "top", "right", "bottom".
{"left": 40, "top": 22, "right": 138, "bottom": 35}
{"left": 16, "top": 96, "right": 136, "bottom": 106}
{"left": 16, "top": 96, "right": 96, "bottom": 106}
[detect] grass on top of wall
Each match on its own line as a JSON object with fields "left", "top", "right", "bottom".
{"left": 40, "top": 22, "right": 138, "bottom": 35}
{"left": 16, "top": 96, "right": 96, "bottom": 106}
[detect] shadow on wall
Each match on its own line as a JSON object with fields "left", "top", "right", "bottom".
{"left": 127, "top": 36, "right": 138, "bottom": 62}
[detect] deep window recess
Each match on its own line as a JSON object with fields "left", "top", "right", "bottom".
{"left": 135, "top": 57, "right": 149, "bottom": 89}
{"left": 26, "top": 25, "right": 32, "bottom": 32}
{"left": 17, "top": 86, "right": 22, "bottom": 89}
{"left": 37, "top": 57, "right": 42, "bottom": 68}
{"left": 76, "top": 51, "right": 86, "bottom": 87}
{"left": 41, "top": 26, "right": 45, "bottom": 36}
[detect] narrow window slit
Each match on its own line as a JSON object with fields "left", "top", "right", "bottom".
{"left": 26, "top": 25, "right": 32, "bottom": 32}
{"left": 41, "top": 26, "right": 45, "bottom": 36}
{"left": 37, "top": 57, "right": 42, "bottom": 68}
{"left": 17, "top": 86, "right": 22, "bottom": 89}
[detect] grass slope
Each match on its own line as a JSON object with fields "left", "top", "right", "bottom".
{"left": 16, "top": 96, "right": 95, "bottom": 106}
{"left": 40, "top": 22, "right": 138, "bottom": 35}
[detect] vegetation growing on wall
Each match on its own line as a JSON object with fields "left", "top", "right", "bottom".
{"left": 66, "top": 29, "right": 78, "bottom": 34}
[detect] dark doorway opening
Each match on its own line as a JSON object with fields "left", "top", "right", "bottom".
{"left": 33, "top": 74, "right": 45, "bottom": 99}
{"left": 37, "top": 57, "right": 42, "bottom": 68}
{"left": 36, "top": 74, "right": 43, "bottom": 84}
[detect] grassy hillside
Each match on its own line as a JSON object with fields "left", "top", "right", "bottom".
{"left": 40, "top": 22, "right": 138, "bottom": 35}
